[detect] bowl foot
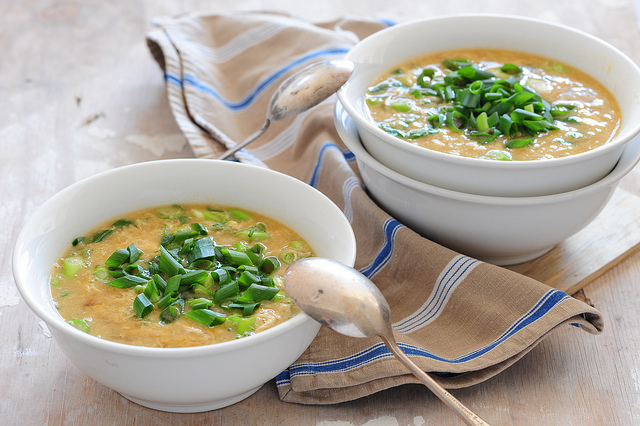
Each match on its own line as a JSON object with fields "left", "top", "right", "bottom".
{"left": 477, "top": 246, "right": 554, "bottom": 266}
{"left": 119, "top": 384, "right": 264, "bottom": 413}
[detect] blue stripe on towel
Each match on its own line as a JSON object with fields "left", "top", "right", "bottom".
{"left": 393, "top": 255, "right": 480, "bottom": 333}
{"left": 166, "top": 47, "right": 350, "bottom": 110}
{"left": 276, "top": 289, "right": 570, "bottom": 386}
{"left": 309, "top": 142, "right": 342, "bottom": 187}
{"left": 359, "top": 218, "right": 404, "bottom": 279}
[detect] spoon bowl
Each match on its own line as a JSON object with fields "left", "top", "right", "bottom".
{"left": 217, "top": 59, "right": 354, "bottom": 160}
{"left": 283, "top": 257, "right": 490, "bottom": 426}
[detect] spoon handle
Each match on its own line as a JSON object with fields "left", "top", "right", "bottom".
{"left": 216, "top": 120, "right": 271, "bottom": 160}
{"left": 380, "top": 335, "right": 491, "bottom": 426}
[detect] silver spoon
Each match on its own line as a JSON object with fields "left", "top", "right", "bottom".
{"left": 283, "top": 257, "right": 490, "bottom": 426}
{"left": 216, "top": 59, "right": 354, "bottom": 160}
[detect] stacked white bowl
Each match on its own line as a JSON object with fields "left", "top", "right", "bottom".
{"left": 337, "top": 14, "right": 640, "bottom": 265}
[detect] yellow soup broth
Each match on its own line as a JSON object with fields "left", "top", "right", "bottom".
{"left": 365, "top": 49, "right": 621, "bottom": 161}
{"left": 50, "top": 204, "right": 313, "bottom": 348}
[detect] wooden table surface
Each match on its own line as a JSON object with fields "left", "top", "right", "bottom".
{"left": 2, "top": 1, "right": 640, "bottom": 425}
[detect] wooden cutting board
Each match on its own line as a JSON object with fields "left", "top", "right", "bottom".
{"left": 507, "top": 188, "right": 640, "bottom": 295}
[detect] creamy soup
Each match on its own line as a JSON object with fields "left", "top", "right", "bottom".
{"left": 365, "top": 49, "right": 620, "bottom": 161}
{"left": 50, "top": 204, "right": 313, "bottom": 348}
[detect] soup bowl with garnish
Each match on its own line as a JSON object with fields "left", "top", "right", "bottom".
{"left": 337, "top": 14, "right": 640, "bottom": 196}
{"left": 13, "top": 159, "right": 356, "bottom": 413}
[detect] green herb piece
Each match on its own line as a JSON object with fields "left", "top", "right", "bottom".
{"left": 112, "top": 219, "right": 133, "bottom": 227}
{"left": 228, "top": 209, "right": 252, "bottom": 222}
{"left": 160, "top": 299, "right": 184, "bottom": 324}
{"left": 187, "top": 298, "right": 213, "bottom": 310}
{"left": 480, "top": 150, "right": 513, "bottom": 161}
{"left": 105, "top": 248, "right": 130, "bottom": 268}
{"left": 156, "top": 205, "right": 184, "bottom": 219}
{"left": 199, "top": 208, "right": 223, "bottom": 223}
{"left": 187, "top": 237, "right": 216, "bottom": 264}
{"left": 219, "top": 248, "right": 253, "bottom": 267}
{"left": 90, "top": 229, "right": 114, "bottom": 243}
{"left": 236, "top": 284, "right": 280, "bottom": 304}
{"left": 159, "top": 246, "right": 185, "bottom": 276}
{"left": 62, "top": 256, "right": 84, "bottom": 278}
{"left": 143, "top": 278, "right": 160, "bottom": 303}
{"left": 93, "top": 266, "right": 110, "bottom": 281}
{"left": 184, "top": 309, "right": 226, "bottom": 327}
{"left": 107, "top": 273, "right": 150, "bottom": 289}
{"left": 227, "top": 314, "right": 256, "bottom": 337}
{"left": 505, "top": 138, "right": 534, "bottom": 149}
{"left": 133, "top": 293, "right": 154, "bottom": 318}
{"left": 67, "top": 319, "right": 90, "bottom": 333}
{"left": 229, "top": 302, "right": 261, "bottom": 316}
{"left": 258, "top": 257, "right": 280, "bottom": 275}
{"left": 500, "top": 63, "right": 521, "bottom": 74}
{"left": 214, "top": 281, "right": 240, "bottom": 304}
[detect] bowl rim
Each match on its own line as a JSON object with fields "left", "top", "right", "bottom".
{"left": 335, "top": 101, "right": 640, "bottom": 205}
{"left": 337, "top": 13, "right": 640, "bottom": 169}
{"left": 13, "top": 158, "right": 355, "bottom": 357}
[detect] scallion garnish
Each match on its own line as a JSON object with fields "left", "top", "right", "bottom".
{"left": 133, "top": 293, "right": 154, "bottom": 318}
{"left": 369, "top": 58, "right": 575, "bottom": 154}
{"left": 67, "top": 319, "right": 90, "bottom": 333}
{"left": 184, "top": 309, "right": 226, "bottom": 327}
{"left": 91, "top": 205, "right": 308, "bottom": 338}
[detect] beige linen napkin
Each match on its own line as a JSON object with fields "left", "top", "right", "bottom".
{"left": 146, "top": 11, "right": 604, "bottom": 405}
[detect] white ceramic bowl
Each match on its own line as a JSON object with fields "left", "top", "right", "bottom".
{"left": 13, "top": 159, "right": 356, "bottom": 413}
{"left": 338, "top": 14, "right": 640, "bottom": 197}
{"left": 335, "top": 101, "right": 640, "bottom": 265}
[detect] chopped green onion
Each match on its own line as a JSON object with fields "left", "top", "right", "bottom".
{"left": 236, "top": 284, "right": 280, "bottom": 304}
{"left": 258, "top": 257, "right": 280, "bottom": 275}
{"left": 159, "top": 246, "right": 185, "bottom": 276}
{"left": 105, "top": 248, "right": 130, "bottom": 268}
{"left": 181, "top": 269, "right": 210, "bottom": 286}
{"left": 238, "top": 271, "right": 261, "bottom": 288}
{"left": 220, "top": 248, "right": 253, "bottom": 267}
{"left": 214, "top": 281, "right": 240, "bottom": 304}
{"left": 211, "top": 268, "right": 231, "bottom": 285}
{"left": 192, "top": 284, "right": 215, "bottom": 299}
{"left": 143, "top": 278, "right": 160, "bottom": 303}
{"left": 93, "top": 266, "right": 110, "bottom": 281}
{"left": 153, "top": 274, "right": 167, "bottom": 293}
{"left": 227, "top": 314, "right": 256, "bottom": 337}
{"left": 67, "top": 319, "right": 90, "bottom": 333}
{"left": 159, "top": 299, "right": 184, "bottom": 324}
{"left": 280, "top": 250, "right": 298, "bottom": 265}
{"left": 505, "top": 138, "right": 534, "bottom": 149}
{"left": 133, "top": 293, "right": 154, "bottom": 318}
{"left": 187, "top": 237, "right": 216, "bottom": 263}
{"left": 229, "top": 302, "right": 261, "bottom": 316}
{"left": 184, "top": 309, "right": 226, "bottom": 327}
{"left": 107, "top": 273, "right": 150, "bottom": 289}
{"left": 157, "top": 292, "right": 179, "bottom": 310}
{"left": 156, "top": 205, "right": 184, "bottom": 219}
{"left": 63, "top": 256, "right": 84, "bottom": 277}
{"left": 187, "top": 298, "right": 213, "bottom": 310}
{"left": 90, "top": 229, "right": 113, "bottom": 243}
{"left": 228, "top": 209, "right": 252, "bottom": 222}
{"left": 500, "top": 63, "right": 521, "bottom": 74}
{"left": 112, "top": 219, "right": 133, "bottom": 227}
{"left": 480, "top": 150, "right": 513, "bottom": 161}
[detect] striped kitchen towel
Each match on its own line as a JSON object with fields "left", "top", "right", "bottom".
{"left": 146, "top": 11, "right": 604, "bottom": 405}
